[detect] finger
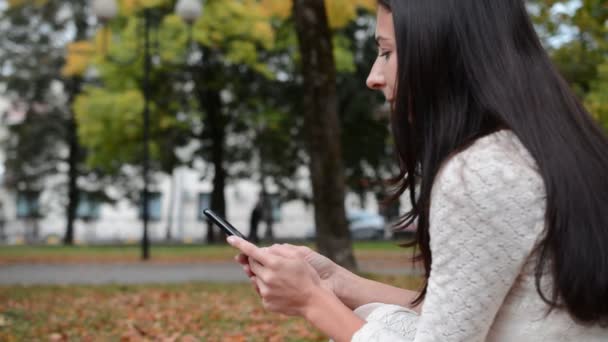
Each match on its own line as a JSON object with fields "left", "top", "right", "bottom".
{"left": 249, "top": 258, "right": 270, "bottom": 280}
{"left": 235, "top": 253, "right": 249, "bottom": 265}
{"left": 227, "top": 236, "right": 276, "bottom": 267}
{"left": 254, "top": 275, "right": 270, "bottom": 298}
{"left": 243, "top": 264, "right": 255, "bottom": 277}
{"left": 267, "top": 244, "right": 300, "bottom": 259}
{"left": 250, "top": 276, "right": 261, "bottom": 296}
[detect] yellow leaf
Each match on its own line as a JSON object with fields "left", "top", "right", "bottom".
{"left": 8, "top": 0, "right": 25, "bottom": 6}
{"left": 326, "top": 0, "right": 375, "bottom": 29}
{"left": 260, "top": 0, "right": 292, "bottom": 19}
{"left": 62, "top": 41, "right": 95, "bottom": 77}
{"left": 8, "top": 0, "right": 47, "bottom": 7}
{"left": 253, "top": 21, "right": 275, "bottom": 49}
{"left": 119, "top": 0, "right": 164, "bottom": 15}
{"left": 356, "top": 0, "right": 376, "bottom": 12}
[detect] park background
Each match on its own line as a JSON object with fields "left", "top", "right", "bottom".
{"left": 0, "top": 0, "right": 607, "bottom": 340}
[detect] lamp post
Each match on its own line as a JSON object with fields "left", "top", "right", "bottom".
{"left": 91, "top": 0, "right": 202, "bottom": 260}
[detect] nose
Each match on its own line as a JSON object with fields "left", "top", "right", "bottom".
{"left": 366, "top": 60, "right": 385, "bottom": 90}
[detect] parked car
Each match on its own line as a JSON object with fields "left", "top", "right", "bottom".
{"left": 306, "top": 210, "right": 386, "bottom": 240}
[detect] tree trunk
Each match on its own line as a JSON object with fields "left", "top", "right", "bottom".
{"left": 63, "top": 75, "right": 82, "bottom": 245}
{"left": 165, "top": 169, "right": 175, "bottom": 241}
{"left": 292, "top": 0, "right": 356, "bottom": 270}
{"left": 206, "top": 87, "right": 227, "bottom": 244}
{"left": 195, "top": 57, "right": 227, "bottom": 244}
{"left": 63, "top": 7, "right": 88, "bottom": 245}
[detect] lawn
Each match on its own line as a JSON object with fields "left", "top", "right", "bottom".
{"left": 0, "top": 240, "right": 415, "bottom": 264}
{"left": 0, "top": 275, "right": 423, "bottom": 341}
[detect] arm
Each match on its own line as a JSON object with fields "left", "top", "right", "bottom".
{"left": 237, "top": 244, "right": 421, "bottom": 311}
{"left": 335, "top": 267, "right": 422, "bottom": 312}
{"left": 305, "top": 286, "right": 421, "bottom": 342}
{"left": 410, "top": 142, "right": 546, "bottom": 341}
{"left": 229, "top": 237, "right": 417, "bottom": 341}
{"left": 304, "top": 286, "right": 367, "bottom": 342}
{"left": 351, "top": 137, "right": 546, "bottom": 341}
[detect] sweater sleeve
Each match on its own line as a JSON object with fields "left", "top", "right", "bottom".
{"left": 352, "top": 135, "right": 546, "bottom": 341}
{"left": 352, "top": 304, "right": 419, "bottom": 341}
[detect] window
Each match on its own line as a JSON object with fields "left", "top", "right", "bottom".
{"left": 76, "top": 192, "right": 100, "bottom": 221}
{"left": 16, "top": 191, "right": 40, "bottom": 219}
{"left": 197, "top": 192, "right": 211, "bottom": 221}
{"left": 139, "top": 192, "right": 162, "bottom": 221}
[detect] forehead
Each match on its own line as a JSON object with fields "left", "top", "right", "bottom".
{"left": 375, "top": 6, "right": 395, "bottom": 41}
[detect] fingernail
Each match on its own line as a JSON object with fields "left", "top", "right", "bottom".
{"left": 227, "top": 236, "right": 236, "bottom": 244}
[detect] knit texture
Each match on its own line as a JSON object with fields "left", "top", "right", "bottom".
{"left": 352, "top": 131, "right": 607, "bottom": 341}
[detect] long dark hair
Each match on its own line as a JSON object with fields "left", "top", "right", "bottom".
{"left": 378, "top": 0, "right": 608, "bottom": 324}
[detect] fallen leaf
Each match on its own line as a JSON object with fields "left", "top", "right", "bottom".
{"left": 0, "top": 314, "right": 10, "bottom": 327}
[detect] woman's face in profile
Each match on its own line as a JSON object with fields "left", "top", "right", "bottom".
{"left": 366, "top": 5, "right": 398, "bottom": 105}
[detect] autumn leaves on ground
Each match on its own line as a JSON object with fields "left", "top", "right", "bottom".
{"left": 1, "top": 282, "right": 325, "bottom": 341}
{"left": 0, "top": 243, "right": 422, "bottom": 341}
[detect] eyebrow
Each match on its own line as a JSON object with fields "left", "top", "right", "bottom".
{"left": 375, "top": 36, "right": 390, "bottom": 46}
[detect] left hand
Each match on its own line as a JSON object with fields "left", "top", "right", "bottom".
{"left": 227, "top": 236, "right": 324, "bottom": 316}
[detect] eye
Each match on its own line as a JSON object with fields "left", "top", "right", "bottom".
{"left": 379, "top": 51, "right": 392, "bottom": 61}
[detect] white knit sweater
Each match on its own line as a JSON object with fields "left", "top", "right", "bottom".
{"left": 351, "top": 131, "right": 607, "bottom": 341}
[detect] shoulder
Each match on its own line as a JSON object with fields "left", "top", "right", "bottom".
{"left": 434, "top": 130, "right": 544, "bottom": 196}
{"left": 428, "top": 130, "right": 547, "bottom": 254}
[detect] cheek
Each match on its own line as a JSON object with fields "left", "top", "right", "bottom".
{"left": 388, "top": 58, "right": 398, "bottom": 90}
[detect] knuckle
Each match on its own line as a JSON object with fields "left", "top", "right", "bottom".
{"left": 298, "top": 246, "right": 311, "bottom": 253}
{"left": 265, "top": 274, "right": 276, "bottom": 284}
{"left": 267, "top": 259, "right": 279, "bottom": 269}
{"left": 297, "top": 246, "right": 312, "bottom": 256}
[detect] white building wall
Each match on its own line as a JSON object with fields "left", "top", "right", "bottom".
{"left": 0, "top": 162, "right": 389, "bottom": 244}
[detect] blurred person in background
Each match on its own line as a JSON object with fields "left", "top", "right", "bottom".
{"left": 248, "top": 197, "right": 263, "bottom": 244}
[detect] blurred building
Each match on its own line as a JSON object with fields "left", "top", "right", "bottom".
{"left": 0, "top": 105, "right": 389, "bottom": 243}
{"left": 0, "top": 167, "right": 387, "bottom": 244}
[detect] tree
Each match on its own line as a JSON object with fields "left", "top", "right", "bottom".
{"left": 336, "top": 14, "right": 396, "bottom": 207}
{"left": 531, "top": 0, "right": 608, "bottom": 131}
{"left": 69, "top": 0, "right": 378, "bottom": 252}
{"left": 292, "top": 0, "right": 356, "bottom": 269}
{"left": 72, "top": 0, "right": 291, "bottom": 243}
{"left": 0, "top": 0, "right": 95, "bottom": 244}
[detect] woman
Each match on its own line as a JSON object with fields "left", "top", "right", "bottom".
{"left": 228, "top": 0, "right": 608, "bottom": 340}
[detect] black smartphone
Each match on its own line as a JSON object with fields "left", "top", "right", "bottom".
{"left": 202, "top": 208, "right": 247, "bottom": 239}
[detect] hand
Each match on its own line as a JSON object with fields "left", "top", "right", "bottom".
{"left": 228, "top": 236, "right": 325, "bottom": 317}
{"left": 265, "top": 243, "right": 341, "bottom": 294}
{"left": 235, "top": 249, "right": 260, "bottom": 295}
{"left": 235, "top": 243, "right": 342, "bottom": 295}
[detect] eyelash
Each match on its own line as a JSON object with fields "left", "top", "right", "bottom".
{"left": 379, "top": 51, "right": 391, "bottom": 61}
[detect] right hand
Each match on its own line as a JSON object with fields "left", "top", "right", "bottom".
{"left": 235, "top": 243, "right": 342, "bottom": 295}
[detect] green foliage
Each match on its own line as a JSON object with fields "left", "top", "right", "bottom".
{"left": 333, "top": 34, "right": 356, "bottom": 73}
{"left": 0, "top": 1, "right": 83, "bottom": 190}
{"left": 531, "top": 0, "right": 608, "bottom": 130}
{"left": 586, "top": 60, "right": 608, "bottom": 131}
{"left": 74, "top": 87, "right": 145, "bottom": 173}
{"left": 70, "top": 0, "right": 377, "bottom": 205}
{"left": 336, "top": 16, "right": 396, "bottom": 198}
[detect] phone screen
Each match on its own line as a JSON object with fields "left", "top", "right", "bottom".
{"left": 203, "top": 209, "right": 247, "bottom": 239}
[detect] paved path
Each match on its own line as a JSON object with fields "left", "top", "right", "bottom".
{"left": 0, "top": 262, "right": 422, "bottom": 285}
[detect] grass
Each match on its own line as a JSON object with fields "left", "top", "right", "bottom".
{"left": 0, "top": 240, "right": 414, "bottom": 264}
{"left": 0, "top": 275, "right": 423, "bottom": 341}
